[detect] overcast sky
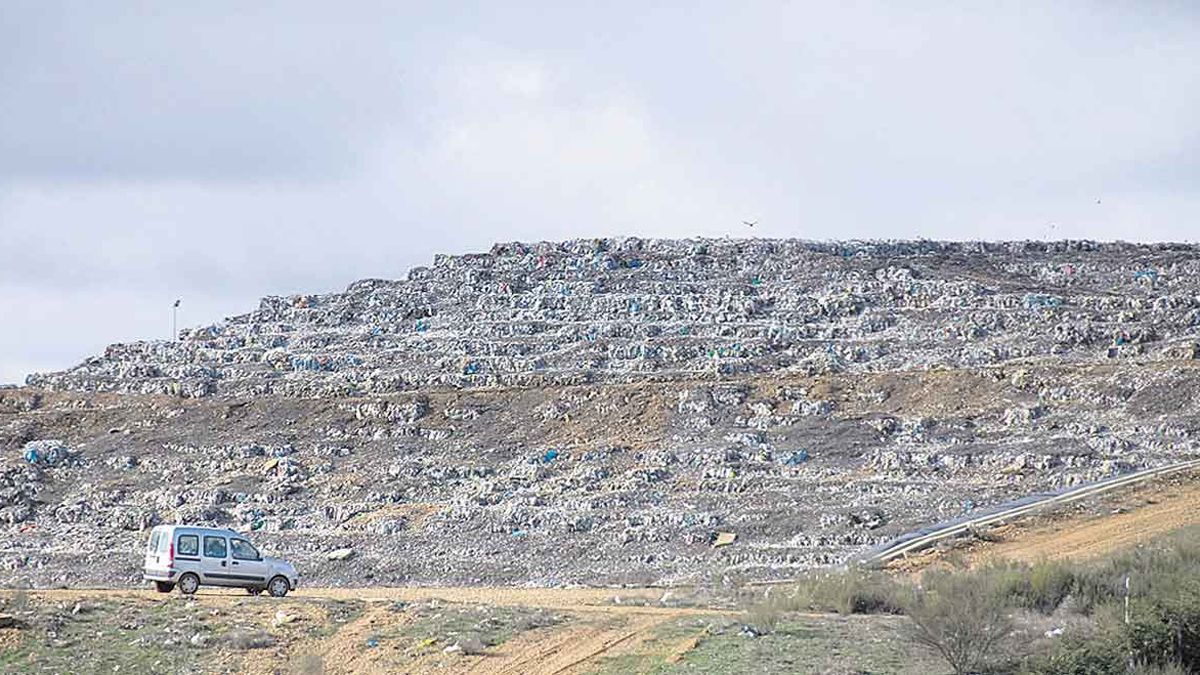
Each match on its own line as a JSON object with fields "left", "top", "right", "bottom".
{"left": 1, "top": 2, "right": 1198, "bottom": 384}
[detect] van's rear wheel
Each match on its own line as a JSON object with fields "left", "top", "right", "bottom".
{"left": 267, "top": 575, "right": 290, "bottom": 598}
{"left": 177, "top": 573, "right": 200, "bottom": 595}
{"left": 154, "top": 581, "right": 174, "bottom": 593}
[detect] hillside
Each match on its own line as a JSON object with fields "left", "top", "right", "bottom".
{"left": 3, "top": 238, "right": 1199, "bottom": 588}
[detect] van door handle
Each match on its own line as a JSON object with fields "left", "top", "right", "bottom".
{"left": 232, "top": 561, "right": 239, "bottom": 566}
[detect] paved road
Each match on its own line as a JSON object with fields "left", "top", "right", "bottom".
{"left": 860, "top": 459, "right": 1200, "bottom": 566}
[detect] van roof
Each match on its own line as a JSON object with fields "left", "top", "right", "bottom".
{"left": 152, "top": 524, "right": 241, "bottom": 535}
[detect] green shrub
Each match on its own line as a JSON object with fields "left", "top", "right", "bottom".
{"left": 983, "top": 560, "right": 1076, "bottom": 615}
{"left": 1068, "top": 566, "right": 1121, "bottom": 614}
{"left": 1124, "top": 600, "right": 1177, "bottom": 667}
{"left": 1026, "top": 561, "right": 1077, "bottom": 614}
{"left": 1028, "top": 634, "right": 1125, "bottom": 675}
{"left": 1123, "top": 576, "right": 1200, "bottom": 670}
{"left": 906, "top": 569, "right": 1013, "bottom": 675}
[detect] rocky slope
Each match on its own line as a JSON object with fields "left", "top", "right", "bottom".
{"left": 3, "top": 238, "right": 1199, "bottom": 588}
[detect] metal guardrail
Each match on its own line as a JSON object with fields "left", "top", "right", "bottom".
{"left": 860, "top": 458, "right": 1200, "bottom": 567}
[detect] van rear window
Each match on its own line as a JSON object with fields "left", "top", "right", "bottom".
{"left": 147, "top": 531, "right": 161, "bottom": 552}
{"left": 177, "top": 535, "right": 199, "bottom": 556}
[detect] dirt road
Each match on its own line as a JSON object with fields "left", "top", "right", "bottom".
{"left": 5, "top": 585, "right": 726, "bottom": 675}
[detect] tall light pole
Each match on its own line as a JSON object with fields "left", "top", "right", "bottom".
{"left": 172, "top": 299, "right": 181, "bottom": 341}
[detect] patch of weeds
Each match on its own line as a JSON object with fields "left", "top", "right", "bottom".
{"left": 590, "top": 618, "right": 712, "bottom": 675}
{"left": 0, "top": 595, "right": 203, "bottom": 674}
{"left": 308, "top": 599, "right": 365, "bottom": 639}
{"left": 217, "top": 627, "right": 276, "bottom": 650}
{"left": 593, "top": 614, "right": 941, "bottom": 675}
{"left": 290, "top": 653, "right": 325, "bottom": 674}
{"left": 388, "top": 602, "right": 565, "bottom": 652}
{"left": 745, "top": 567, "right": 907, "bottom": 621}
{"left": 742, "top": 592, "right": 796, "bottom": 635}
{"left": 3, "top": 588, "right": 31, "bottom": 614}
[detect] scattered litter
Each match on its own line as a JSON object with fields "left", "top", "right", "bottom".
{"left": 21, "top": 440, "right": 74, "bottom": 467}
{"left": 326, "top": 548, "right": 355, "bottom": 561}
{"left": 190, "top": 633, "right": 209, "bottom": 647}
{"left": 1023, "top": 293, "right": 1062, "bottom": 309}
{"left": 1133, "top": 269, "right": 1159, "bottom": 287}
{"left": 713, "top": 532, "right": 737, "bottom": 548}
{"left": 784, "top": 450, "right": 810, "bottom": 465}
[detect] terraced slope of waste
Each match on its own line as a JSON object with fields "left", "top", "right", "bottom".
{"left": 28, "top": 239, "right": 1200, "bottom": 398}
{"left": 3, "top": 238, "right": 1199, "bottom": 588}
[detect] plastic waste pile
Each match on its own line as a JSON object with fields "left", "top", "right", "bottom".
{"left": 25, "top": 238, "right": 1200, "bottom": 398}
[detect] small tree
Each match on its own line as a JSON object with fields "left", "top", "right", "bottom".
{"left": 906, "top": 570, "right": 1013, "bottom": 675}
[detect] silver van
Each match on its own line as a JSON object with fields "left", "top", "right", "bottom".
{"left": 142, "top": 525, "right": 299, "bottom": 597}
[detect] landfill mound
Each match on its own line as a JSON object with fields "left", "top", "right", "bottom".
{"left": 3, "top": 238, "right": 1200, "bottom": 588}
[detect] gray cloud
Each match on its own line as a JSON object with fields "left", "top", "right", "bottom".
{"left": 2, "top": 1, "right": 1199, "bottom": 382}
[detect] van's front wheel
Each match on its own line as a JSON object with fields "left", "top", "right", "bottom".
{"left": 177, "top": 573, "right": 200, "bottom": 595}
{"left": 154, "top": 581, "right": 174, "bottom": 593}
{"left": 267, "top": 575, "right": 290, "bottom": 598}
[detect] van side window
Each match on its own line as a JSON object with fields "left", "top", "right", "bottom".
{"left": 177, "top": 535, "right": 199, "bottom": 556}
{"left": 203, "top": 536, "right": 227, "bottom": 558}
{"left": 230, "top": 539, "right": 259, "bottom": 561}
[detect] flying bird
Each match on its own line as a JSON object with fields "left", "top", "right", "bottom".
{"left": 742, "top": 220, "right": 757, "bottom": 227}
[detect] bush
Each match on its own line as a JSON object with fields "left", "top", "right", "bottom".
{"left": 1068, "top": 566, "right": 1122, "bottom": 614}
{"left": 742, "top": 592, "right": 793, "bottom": 634}
{"left": 790, "top": 567, "right": 907, "bottom": 615}
{"left": 982, "top": 560, "right": 1077, "bottom": 615}
{"left": 739, "top": 568, "right": 906, "bottom": 634}
{"left": 5, "top": 588, "right": 30, "bottom": 614}
{"left": 906, "top": 569, "right": 1013, "bottom": 675}
{"left": 1124, "top": 576, "right": 1200, "bottom": 670}
{"left": 1029, "top": 634, "right": 1125, "bottom": 675}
